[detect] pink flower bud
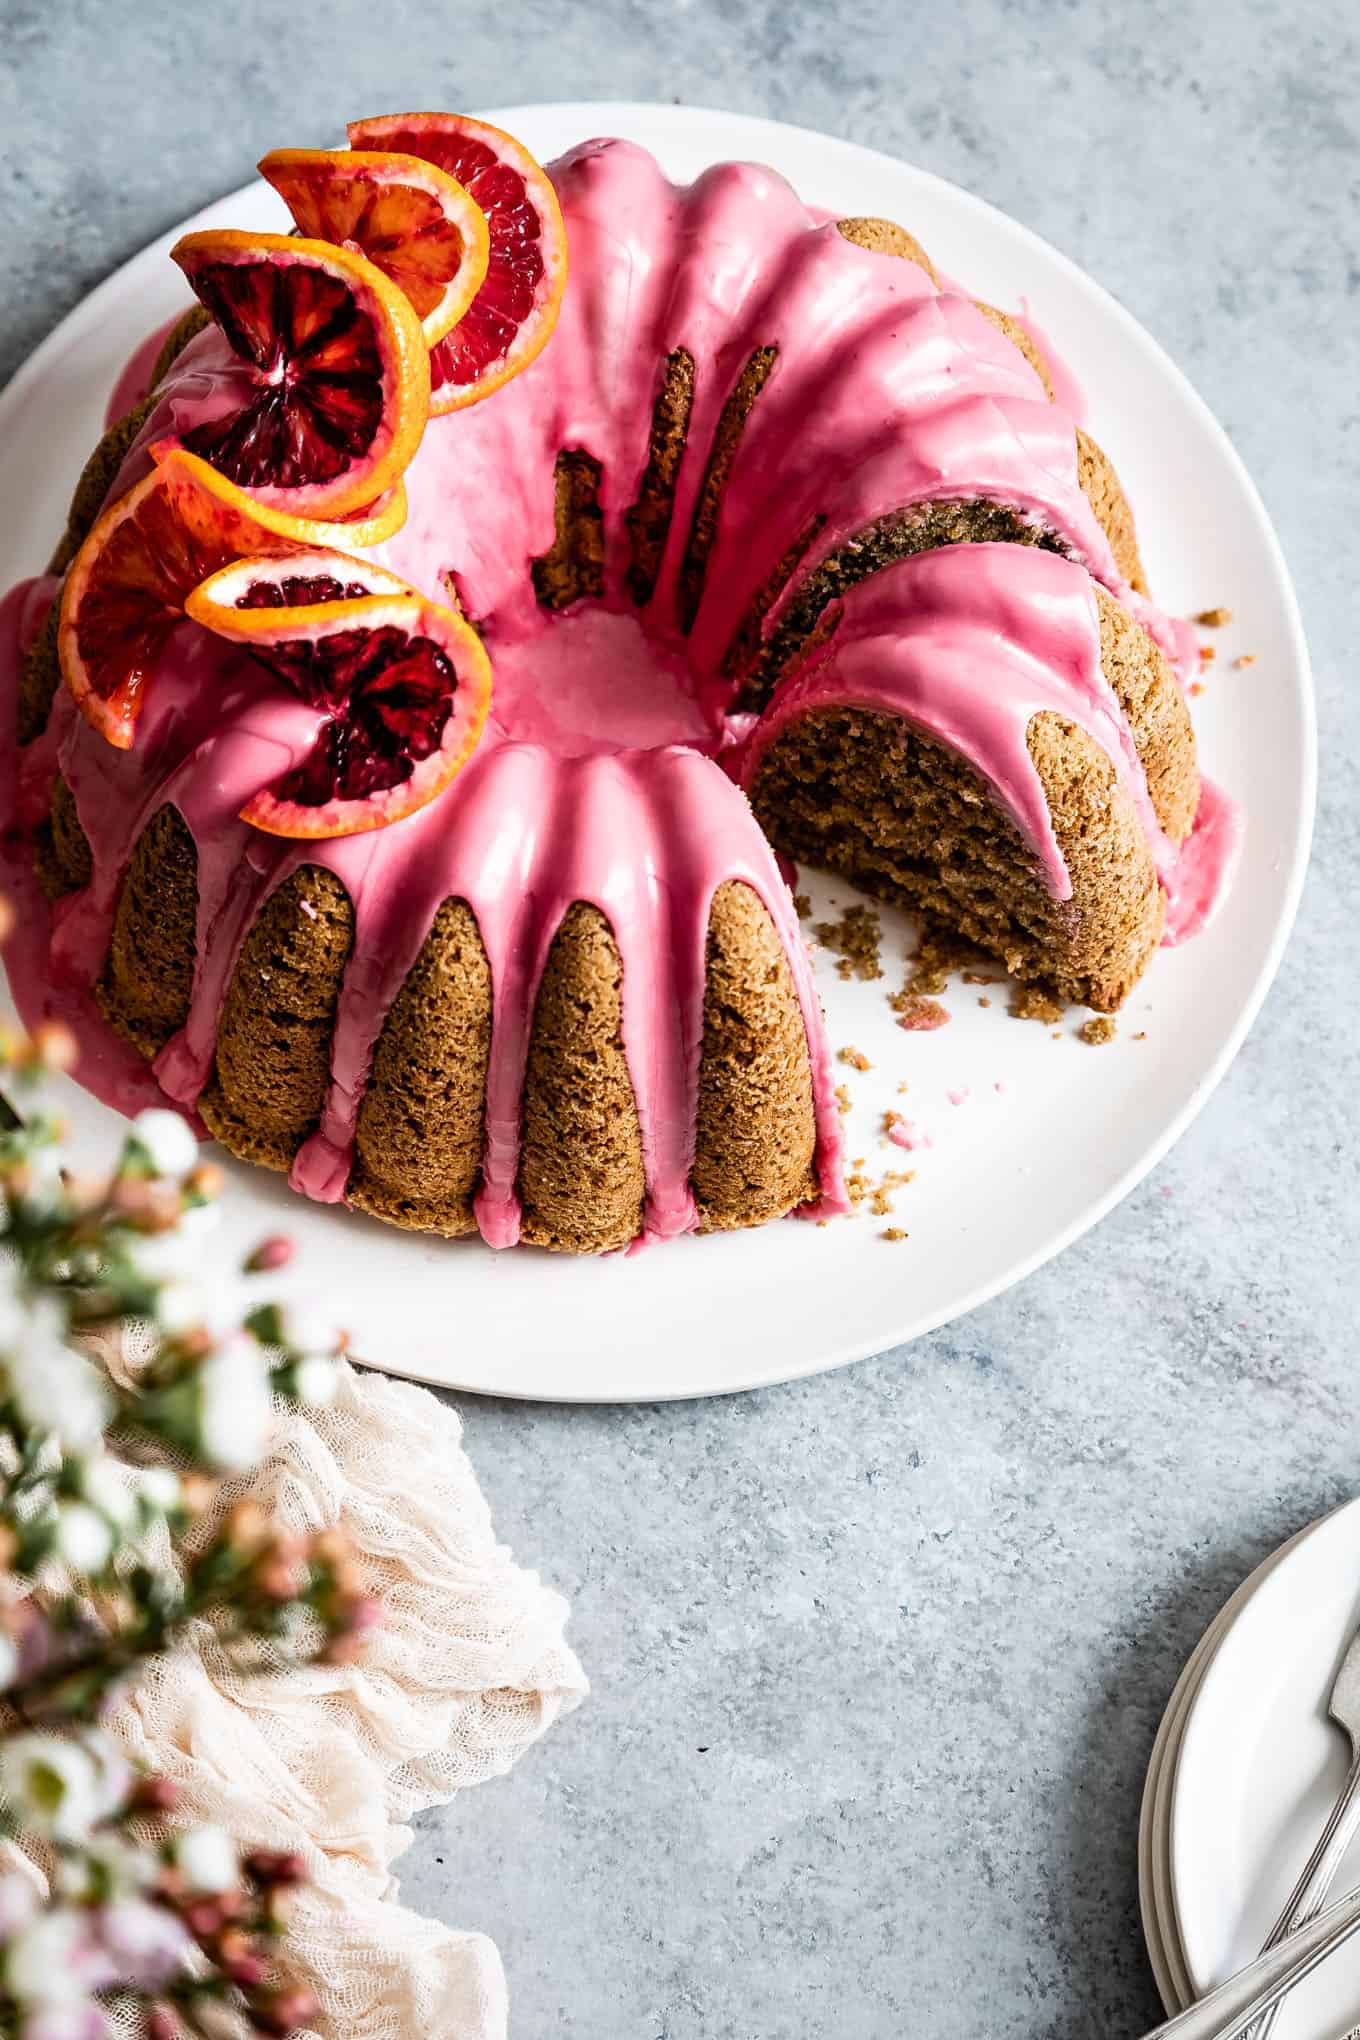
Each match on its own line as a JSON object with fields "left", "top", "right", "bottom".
{"left": 244, "top": 1235, "right": 295, "bottom": 1274}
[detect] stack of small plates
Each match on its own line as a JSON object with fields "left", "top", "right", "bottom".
{"left": 1141, "top": 1498, "right": 1360, "bottom": 2034}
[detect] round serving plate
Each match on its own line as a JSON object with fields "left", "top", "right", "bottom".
{"left": 1170, "top": 1500, "right": 1360, "bottom": 2040}
{"left": 1137, "top": 1519, "right": 1324, "bottom": 2015}
{"left": 0, "top": 103, "right": 1314, "bottom": 1401}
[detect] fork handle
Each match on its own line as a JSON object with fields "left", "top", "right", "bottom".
{"left": 1141, "top": 1879, "right": 1360, "bottom": 2039}
{"left": 1244, "top": 1748, "right": 1360, "bottom": 2040}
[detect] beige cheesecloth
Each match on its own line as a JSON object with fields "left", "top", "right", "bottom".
{"left": 104, "top": 1358, "right": 587, "bottom": 2039}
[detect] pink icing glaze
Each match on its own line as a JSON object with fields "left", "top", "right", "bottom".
{"left": 0, "top": 135, "right": 1240, "bottom": 1249}
{"left": 739, "top": 543, "right": 1185, "bottom": 899}
{"left": 103, "top": 314, "right": 183, "bottom": 428}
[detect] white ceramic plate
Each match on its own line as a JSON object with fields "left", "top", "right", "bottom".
{"left": 1171, "top": 1501, "right": 1360, "bottom": 2036}
{"left": 0, "top": 103, "right": 1314, "bottom": 1401}
{"left": 1138, "top": 1520, "right": 1324, "bottom": 2016}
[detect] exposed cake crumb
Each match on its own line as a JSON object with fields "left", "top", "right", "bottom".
{"left": 896, "top": 1081, "right": 910, "bottom": 1095}
{"left": 870, "top": 1167, "right": 916, "bottom": 1216}
{"left": 1133, "top": 1030, "right": 1147, "bottom": 1041}
{"left": 812, "top": 903, "right": 882, "bottom": 980}
{"left": 893, "top": 921, "right": 992, "bottom": 1005}
{"left": 834, "top": 1083, "right": 852, "bottom": 1117}
{"left": 1051, "top": 1030, "right": 1062, "bottom": 1041}
{"left": 1010, "top": 985, "right": 1064, "bottom": 1024}
{"left": 1234, "top": 653, "right": 1257, "bottom": 670}
{"left": 1198, "top": 644, "right": 1216, "bottom": 662}
{"left": 884, "top": 1113, "right": 931, "bottom": 1152}
{"left": 895, "top": 996, "right": 951, "bottom": 1032}
{"left": 1079, "top": 1016, "right": 1118, "bottom": 1046}
{"left": 977, "top": 995, "right": 992, "bottom": 1009}
{"left": 881, "top": 1227, "right": 908, "bottom": 1243}
{"left": 838, "top": 1045, "right": 873, "bottom": 1072}
{"left": 1189, "top": 681, "right": 1205, "bottom": 698}
{"left": 793, "top": 892, "right": 811, "bottom": 920}
{"left": 1194, "top": 606, "right": 1233, "bottom": 627}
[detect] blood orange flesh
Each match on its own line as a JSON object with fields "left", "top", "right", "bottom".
{"left": 169, "top": 230, "right": 429, "bottom": 517}
{"left": 259, "top": 149, "right": 490, "bottom": 348}
{"left": 185, "top": 553, "right": 492, "bottom": 838}
{"left": 347, "top": 114, "right": 567, "bottom": 411}
{"left": 59, "top": 466, "right": 253, "bottom": 747}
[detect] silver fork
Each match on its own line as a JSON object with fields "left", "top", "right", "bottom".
{"left": 1242, "top": 1624, "right": 1360, "bottom": 2039}
{"left": 1141, "top": 1881, "right": 1360, "bottom": 2038}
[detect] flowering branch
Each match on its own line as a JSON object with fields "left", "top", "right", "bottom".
{"left": 0, "top": 1008, "right": 378, "bottom": 2038}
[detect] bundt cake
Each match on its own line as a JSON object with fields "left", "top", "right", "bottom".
{"left": 0, "top": 118, "right": 1229, "bottom": 1254}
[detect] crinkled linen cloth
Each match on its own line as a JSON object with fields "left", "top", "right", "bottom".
{"left": 105, "top": 1358, "right": 586, "bottom": 2040}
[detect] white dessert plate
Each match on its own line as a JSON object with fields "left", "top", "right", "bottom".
{"left": 0, "top": 102, "right": 1314, "bottom": 1401}
{"left": 1138, "top": 1519, "right": 1324, "bottom": 2016}
{"left": 1170, "top": 1500, "right": 1360, "bottom": 2037}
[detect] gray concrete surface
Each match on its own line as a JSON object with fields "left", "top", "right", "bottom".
{"left": 2, "top": 1, "right": 1357, "bottom": 2032}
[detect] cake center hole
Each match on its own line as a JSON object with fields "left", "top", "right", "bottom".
{"left": 485, "top": 606, "right": 722, "bottom": 759}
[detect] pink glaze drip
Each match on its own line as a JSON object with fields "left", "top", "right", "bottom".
{"left": 104, "top": 314, "right": 183, "bottom": 427}
{"left": 1, "top": 136, "right": 1241, "bottom": 1247}
{"left": 741, "top": 544, "right": 1187, "bottom": 899}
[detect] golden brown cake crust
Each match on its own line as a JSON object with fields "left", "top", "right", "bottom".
{"left": 1076, "top": 428, "right": 1148, "bottom": 594}
{"left": 518, "top": 902, "right": 647, "bottom": 1253}
{"left": 532, "top": 450, "right": 605, "bottom": 611}
{"left": 47, "top": 398, "right": 157, "bottom": 578}
{"left": 18, "top": 599, "right": 61, "bottom": 749}
{"left": 692, "top": 880, "right": 818, "bottom": 1230}
{"left": 348, "top": 898, "right": 491, "bottom": 1238}
{"left": 836, "top": 216, "right": 939, "bottom": 284}
{"left": 1094, "top": 586, "right": 1199, "bottom": 840}
{"left": 972, "top": 301, "right": 1056, "bottom": 399}
{"left": 199, "top": 866, "right": 355, "bottom": 1171}
{"left": 678, "top": 346, "right": 778, "bottom": 633}
{"left": 626, "top": 348, "right": 696, "bottom": 607}
{"left": 97, "top": 804, "right": 198, "bottom": 1058}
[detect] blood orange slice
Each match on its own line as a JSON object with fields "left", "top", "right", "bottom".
{"left": 259, "top": 148, "right": 490, "bottom": 349}
{"left": 59, "top": 459, "right": 291, "bottom": 748}
{"left": 168, "top": 229, "right": 429, "bottom": 517}
{"left": 347, "top": 113, "right": 567, "bottom": 413}
{"left": 152, "top": 441, "right": 408, "bottom": 550}
{"left": 185, "top": 552, "right": 492, "bottom": 838}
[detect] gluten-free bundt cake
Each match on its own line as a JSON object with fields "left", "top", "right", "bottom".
{"left": 1, "top": 117, "right": 1225, "bottom": 1254}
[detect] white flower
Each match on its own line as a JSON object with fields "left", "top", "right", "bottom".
{"left": 172, "top": 1824, "right": 239, "bottom": 1894}
{"left": 293, "top": 1354, "right": 340, "bottom": 1407}
{"left": 128, "top": 1109, "right": 198, "bottom": 1179}
{"left": 0, "top": 1872, "right": 37, "bottom": 1941}
{"left": 280, "top": 1297, "right": 337, "bottom": 1356}
{"left": 134, "top": 1467, "right": 181, "bottom": 1514}
{"left": 0, "top": 1732, "right": 130, "bottom": 1846}
{"left": 0, "top": 1736, "right": 101, "bottom": 1844}
{"left": 6, "top": 1907, "right": 114, "bottom": 2005}
{"left": 53, "top": 1503, "right": 114, "bottom": 1575}
{"left": 155, "top": 1278, "right": 211, "bottom": 1336}
{"left": 22, "top": 2003, "right": 110, "bottom": 2040}
{"left": 196, "top": 1333, "right": 273, "bottom": 1471}
{"left": 125, "top": 1200, "right": 220, "bottom": 1285}
{"left": 0, "top": 1297, "right": 111, "bottom": 1451}
{"left": 78, "top": 1455, "right": 136, "bottom": 1530}
{"left": 97, "top": 1896, "right": 192, "bottom": 1988}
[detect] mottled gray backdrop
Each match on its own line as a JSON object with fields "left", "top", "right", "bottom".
{"left": 2, "top": 1, "right": 1357, "bottom": 2033}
